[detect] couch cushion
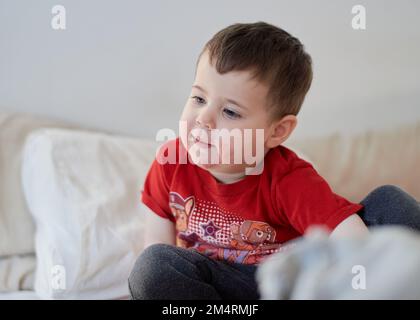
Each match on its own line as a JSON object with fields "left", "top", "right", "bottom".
{"left": 287, "top": 121, "right": 420, "bottom": 203}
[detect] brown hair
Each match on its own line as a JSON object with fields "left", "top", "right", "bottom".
{"left": 199, "top": 22, "right": 313, "bottom": 120}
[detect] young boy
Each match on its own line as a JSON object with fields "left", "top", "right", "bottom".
{"left": 128, "top": 22, "right": 419, "bottom": 299}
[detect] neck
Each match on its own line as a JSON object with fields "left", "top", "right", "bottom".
{"left": 209, "top": 169, "right": 246, "bottom": 184}
{"left": 206, "top": 146, "right": 273, "bottom": 184}
{"left": 209, "top": 148, "right": 271, "bottom": 184}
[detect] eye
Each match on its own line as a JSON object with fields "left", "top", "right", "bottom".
{"left": 223, "top": 108, "right": 241, "bottom": 119}
{"left": 256, "top": 231, "right": 264, "bottom": 237}
{"left": 191, "top": 96, "right": 206, "bottom": 105}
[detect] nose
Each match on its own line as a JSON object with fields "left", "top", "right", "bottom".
{"left": 195, "top": 106, "right": 214, "bottom": 130}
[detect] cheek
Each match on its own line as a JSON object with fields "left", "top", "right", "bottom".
{"left": 221, "top": 127, "right": 265, "bottom": 163}
{"left": 179, "top": 106, "right": 193, "bottom": 151}
{"left": 247, "top": 124, "right": 267, "bottom": 156}
{"left": 215, "top": 128, "right": 247, "bottom": 163}
{"left": 180, "top": 104, "right": 197, "bottom": 134}
{"left": 180, "top": 103, "right": 193, "bottom": 123}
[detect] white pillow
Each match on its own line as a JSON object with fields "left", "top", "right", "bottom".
{"left": 21, "top": 128, "right": 159, "bottom": 299}
{"left": 0, "top": 112, "right": 76, "bottom": 292}
{"left": 0, "top": 112, "right": 72, "bottom": 257}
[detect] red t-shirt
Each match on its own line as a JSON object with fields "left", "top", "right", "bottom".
{"left": 141, "top": 137, "right": 363, "bottom": 265}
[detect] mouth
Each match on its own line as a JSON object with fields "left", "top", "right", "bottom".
{"left": 192, "top": 134, "right": 213, "bottom": 147}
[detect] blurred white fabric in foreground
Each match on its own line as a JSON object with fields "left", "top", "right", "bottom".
{"left": 257, "top": 226, "right": 420, "bottom": 299}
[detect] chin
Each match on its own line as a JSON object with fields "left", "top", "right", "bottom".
{"left": 188, "top": 152, "right": 218, "bottom": 170}
{"left": 194, "top": 162, "right": 216, "bottom": 171}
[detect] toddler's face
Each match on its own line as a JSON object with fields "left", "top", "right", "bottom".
{"left": 180, "top": 50, "right": 273, "bottom": 175}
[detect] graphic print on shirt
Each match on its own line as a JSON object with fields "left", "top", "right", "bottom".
{"left": 169, "top": 191, "right": 282, "bottom": 264}
{"left": 169, "top": 192, "right": 198, "bottom": 247}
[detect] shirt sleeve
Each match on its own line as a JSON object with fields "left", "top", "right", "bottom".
{"left": 276, "top": 164, "right": 363, "bottom": 234}
{"left": 140, "top": 158, "right": 175, "bottom": 223}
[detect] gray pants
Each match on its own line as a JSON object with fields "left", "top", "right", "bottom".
{"left": 128, "top": 243, "right": 258, "bottom": 299}
{"left": 128, "top": 185, "right": 420, "bottom": 300}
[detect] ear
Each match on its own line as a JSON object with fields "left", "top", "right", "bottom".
{"left": 184, "top": 197, "right": 195, "bottom": 216}
{"left": 265, "top": 115, "right": 297, "bottom": 149}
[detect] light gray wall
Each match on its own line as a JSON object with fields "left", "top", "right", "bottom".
{"left": 1, "top": 0, "right": 419, "bottom": 140}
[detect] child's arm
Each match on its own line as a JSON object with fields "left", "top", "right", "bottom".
{"left": 329, "top": 214, "right": 369, "bottom": 239}
{"left": 142, "top": 203, "right": 176, "bottom": 249}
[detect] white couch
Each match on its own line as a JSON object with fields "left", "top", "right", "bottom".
{"left": 0, "top": 111, "right": 419, "bottom": 299}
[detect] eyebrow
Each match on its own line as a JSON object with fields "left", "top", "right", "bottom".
{"left": 192, "top": 85, "right": 249, "bottom": 111}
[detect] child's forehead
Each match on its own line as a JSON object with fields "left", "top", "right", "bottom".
{"left": 195, "top": 51, "right": 268, "bottom": 100}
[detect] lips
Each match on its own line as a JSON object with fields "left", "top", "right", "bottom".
{"left": 191, "top": 131, "right": 213, "bottom": 147}
{"left": 194, "top": 136, "right": 212, "bottom": 147}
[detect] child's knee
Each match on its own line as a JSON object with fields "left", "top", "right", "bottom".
{"left": 363, "top": 185, "right": 408, "bottom": 206}
{"left": 371, "top": 185, "right": 405, "bottom": 198}
{"left": 128, "top": 243, "right": 176, "bottom": 299}
{"left": 360, "top": 184, "right": 420, "bottom": 227}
